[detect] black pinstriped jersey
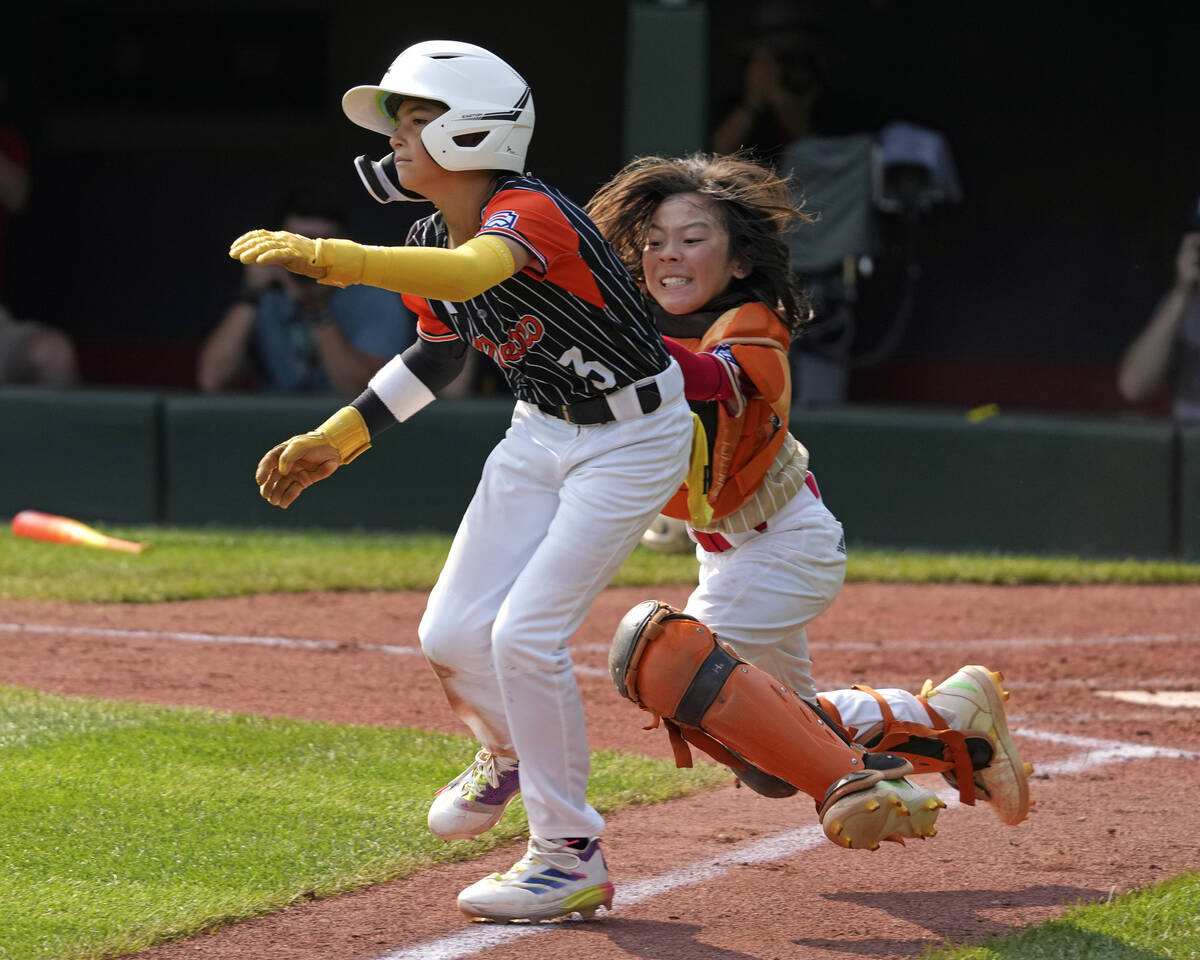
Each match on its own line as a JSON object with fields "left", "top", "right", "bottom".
{"left": 401, "top": 174, "right": 669, "bottom": 408}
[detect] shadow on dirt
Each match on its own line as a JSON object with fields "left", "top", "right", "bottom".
{"left": 790, "top": 884, "right": 1144, "bottom": 957}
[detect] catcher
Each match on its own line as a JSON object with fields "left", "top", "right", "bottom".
{"left": 585, "top": 153, "right": 1034, "bottom": 850}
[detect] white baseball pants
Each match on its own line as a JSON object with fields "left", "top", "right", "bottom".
{"left": 418, "top": 363, "right": 692, "bottom": 841}
{"left": 683, "top": 477, "right": 847, "bottom": 702}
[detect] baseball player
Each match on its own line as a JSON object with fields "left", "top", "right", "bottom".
{"left": 231, "top": 41, "right": 695, "bottom": 923}
{"left": 586, "top": 153, "right": 1033, "bottom": 849}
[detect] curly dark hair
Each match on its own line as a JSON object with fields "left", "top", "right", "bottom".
{"left": 586, "top": 151, "right": 812, "bottom": 335}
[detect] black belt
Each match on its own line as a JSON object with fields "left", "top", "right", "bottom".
{"left": 537, "top": 381, "right": 662, "bottom": 425}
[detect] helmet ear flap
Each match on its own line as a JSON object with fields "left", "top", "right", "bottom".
{"left": 353, "top": 152, "right": 429, "bottom": 204}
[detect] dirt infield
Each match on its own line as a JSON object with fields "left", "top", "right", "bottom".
{"left": 4, "top": 582, "right": 1199, "bottom": 960}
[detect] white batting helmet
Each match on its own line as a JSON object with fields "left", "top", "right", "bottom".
{"left": 342, "top": 40, "right": 534, "bottom": 174}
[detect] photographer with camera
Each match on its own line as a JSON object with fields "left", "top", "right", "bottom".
{"left": 198, "top": 183, "right": 415, "bottom": 396}
{"left": 711, "top": 5, "right": 824, "bottom": 166}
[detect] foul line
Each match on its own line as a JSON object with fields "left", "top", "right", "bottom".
{"left": 375, "top": 824, "right": 834, "bottom": 960}
{"left": 1011, "top": 727, "right": 1199, "bottom": 773}
{"left": 0, "top": 621, "right": 413, "bottom": 657}
{"left": 4, "top": 620, "right": 1197, "bottom": 685}
{"left": 579, "top": 632, "right": 1200, "bottom": 655}
{"left": 0, "top": 621, "right": 614, "bottom": 676}
{"left": 6, "top": 620, "right": 1198, "bottom": 666}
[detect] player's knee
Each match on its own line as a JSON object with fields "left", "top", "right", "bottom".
{"left": 488, "top": 615, "right": 565, "bottom": 676}
{"left": 418, "top": 612, "right": 474, "bottom": 668}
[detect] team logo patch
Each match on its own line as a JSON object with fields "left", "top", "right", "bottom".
{"left": 483, "top": 210, "right": 519, "bottom": 231}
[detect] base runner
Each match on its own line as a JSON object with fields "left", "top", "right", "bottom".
{"left": 231, "top": 40, "right": 696, "bottom": 923}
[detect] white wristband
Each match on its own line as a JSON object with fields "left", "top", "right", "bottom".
{"left": 368, "top": 355, "right": 436, "bottom": 422}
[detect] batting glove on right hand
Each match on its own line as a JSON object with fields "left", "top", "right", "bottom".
{"left": 230, "top": 229, "right": 329, "bottom": 281}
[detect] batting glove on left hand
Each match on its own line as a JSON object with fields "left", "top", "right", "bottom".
{"left": 253, "top": 406, "right": 371, "bottom": 509}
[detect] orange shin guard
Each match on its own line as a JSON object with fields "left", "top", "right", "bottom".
{"left": 609, "top": 601, "right": 907, "bottom": 805}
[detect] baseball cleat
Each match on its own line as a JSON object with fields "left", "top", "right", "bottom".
{"left": 921, "top": 665, "right": 1033, "bottom": 825}
{"left": 821, "top": 778, "right": 945, "bottom": 850}
{"left": 428, "top": 749, "right": 521, "bottom": 841}
{"left": 457, "top": 836, "right": 614, "bottom": 923}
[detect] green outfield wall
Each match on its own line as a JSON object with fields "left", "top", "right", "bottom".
{"left": 161, "top": 395, "right": 512, "bottom": 532}
{"left": 3, "top": 387, "right": 1192, "bottom": 559}
{"left": 790, "top": 407, "right": 1178, "bottom": 559}
{"left": 3, "top": 387, "right": 163, "bottom": 524}
{"left": 1180, "top": 425, "right": 1200, "bottom": 561}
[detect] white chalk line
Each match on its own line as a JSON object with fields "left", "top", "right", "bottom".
{"left": 0, "top": 620, "right": 343, "bottom": 650}
{"left": 5, "top": 620, "right": 1198, "bottom": 665}
{"left": 0, "top": 621, "right": 425, "bottom": 659}
{"left": 1011, "top": 727, "right": 1199, "bottom": 773}
{"left": 0, "top": 621, "right": 613, "bottom": 678}
{"left": 582, "top": 632, "right": 1200, "bottom": 655}
{"left": 2, "top": 620, "right": 1193, "bottom": 689}
{"left": 374, "top": 825, "right": 833, "bottom": 960}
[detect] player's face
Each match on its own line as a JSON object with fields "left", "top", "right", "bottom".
{"left": 642, "top": 192, "right": 750, "bottom": 315}
{"left": 388, "top": 98, "right": 449, "bottom": 195}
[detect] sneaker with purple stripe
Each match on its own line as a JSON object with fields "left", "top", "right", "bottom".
{"left": 428, "top": 749, "right": 521, "bottom": 841}
{"left": 457, "top": 836, "right": 614, "bottom": 922}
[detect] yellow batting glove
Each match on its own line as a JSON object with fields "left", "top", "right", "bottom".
{"left": 280, "top": 406, "right": 371, "bottom": 473}
{"left": 229, "top": 229, "right": 329, "bottom": 280}
{"left": 254, "top": 407, "right": 371, "bottom": 509}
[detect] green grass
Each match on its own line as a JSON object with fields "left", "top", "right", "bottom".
{"left": 0, "top": 685, "right": 728, "bottom": 960}
{"left": 920, "top": 871, "right": 1200, "bottom": 959}
{"left": 3, "top": 521, "right": 1200, "bottom": 602}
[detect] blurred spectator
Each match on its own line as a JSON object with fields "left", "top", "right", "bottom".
{"left": 0, "top": 304, "right": 79, "bottom": 386}
{"left": 1117, "top": 199, "right": 1200, "bottom": 421}
{"left": 710, "top": 1, "right": 826, "bottom": 167}
{"left": 711, "top": 2, "right": 861, "bottom": 404}
{"left": 710, "top": 5, "right": 960, "bottom": 407}
{"left": 199, "top": 183, "right": 415, "bottom": 396}
{"left": 0, "top": 74, "right": 78, "bottom": 386}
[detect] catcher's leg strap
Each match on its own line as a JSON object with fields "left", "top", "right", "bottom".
{"left": 663, "top": 720, "right": 800, "bottom": 798}
{"left": 609, "top": 600, "right": 913, "bottom": 804}
{"left": 848, "top": 684, "right": 995, "bottom": 806}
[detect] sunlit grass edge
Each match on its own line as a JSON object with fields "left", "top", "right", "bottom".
{"left": 3, "top": 522, "right": 1200, "bottom": 602}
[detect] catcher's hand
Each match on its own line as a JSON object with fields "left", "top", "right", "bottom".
{"left": 230, "top": 229, "right": 329, "bottom": 281}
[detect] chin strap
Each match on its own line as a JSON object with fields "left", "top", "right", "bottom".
{"left": 353, "top": 151, "right": 430, "bottom": 204}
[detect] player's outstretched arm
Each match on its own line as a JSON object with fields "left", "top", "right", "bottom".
{"left": 229, "top": 230, "right": 522, "bottom": 302}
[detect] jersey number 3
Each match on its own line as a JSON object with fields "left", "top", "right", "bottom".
{"left": 558, "top": 347, "right": 616, "bottom": 390}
